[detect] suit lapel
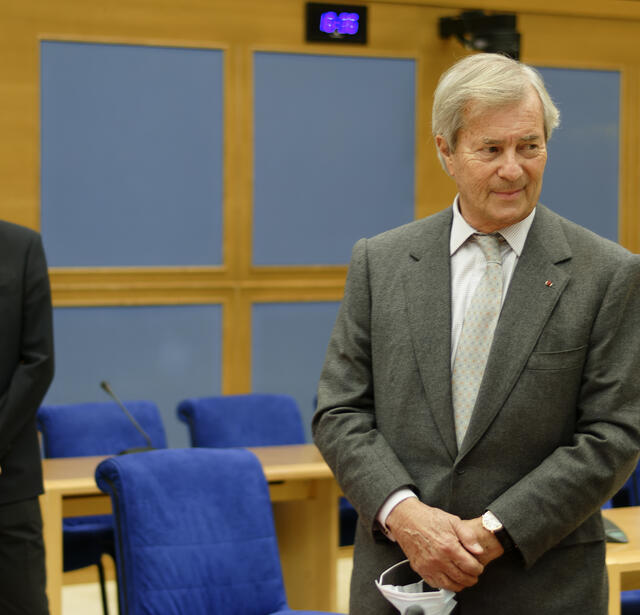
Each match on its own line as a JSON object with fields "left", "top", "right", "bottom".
{"left": 458, "top": 206, "right": 573, "bottom": 459}
{"left": 402, "top": 209, "right": 458, "bottom": 461}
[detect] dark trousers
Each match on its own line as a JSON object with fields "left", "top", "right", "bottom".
{"left": 0, "top": 498, "right": 49, "bottom": 615}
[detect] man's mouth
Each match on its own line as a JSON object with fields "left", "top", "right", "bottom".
{"left": 493, "top": 187, "right": 525, "bottom": 198}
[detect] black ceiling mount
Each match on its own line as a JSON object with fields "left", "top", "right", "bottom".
{"left": 439, "top": 10, "right": 520, "bottom": 60}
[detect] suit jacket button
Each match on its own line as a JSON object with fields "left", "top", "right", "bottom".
{"left": 455, "top": 467, "right": 465, "bottom": 475}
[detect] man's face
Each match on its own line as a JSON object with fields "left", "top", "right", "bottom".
{"left": 437, "top": 88, "right": 548, "bottom": 233}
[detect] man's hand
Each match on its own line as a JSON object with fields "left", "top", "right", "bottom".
{"left": 385, "top": 498, "right": 486, "bottom": 592}
{"left": 458, "top": 517, "right": 504, "bottom": 566}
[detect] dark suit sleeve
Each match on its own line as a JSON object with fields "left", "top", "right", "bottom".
{"left": 0, "top": 232, "right": 54, "bottom": 459}
{"left": 490, "top": 253, "right": 640, "bottom": 566}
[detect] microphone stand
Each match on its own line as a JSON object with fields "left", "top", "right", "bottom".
{"left": 100, "top": 381, "right": 155, "bottom": 455}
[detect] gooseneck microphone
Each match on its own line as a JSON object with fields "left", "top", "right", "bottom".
{"left": 100, "top": 381, "right": 154, "bottom": 454}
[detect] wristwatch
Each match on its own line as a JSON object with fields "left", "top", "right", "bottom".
{"left": 482, "top": 510, "right": 514, "bottom": 551}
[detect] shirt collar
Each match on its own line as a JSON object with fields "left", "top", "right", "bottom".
{"left": 449, "top": 195, "right": 536, "bottom": 257}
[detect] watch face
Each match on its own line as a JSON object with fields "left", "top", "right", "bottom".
{"left": 483, "top": 512, "right": 503, "bottom": 532}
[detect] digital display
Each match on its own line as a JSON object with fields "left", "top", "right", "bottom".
{"left": 319, "top": 12, "right": 360, "bottom": 35}
{"left": 306, "top": 3, "right": 367, "bottom": 44}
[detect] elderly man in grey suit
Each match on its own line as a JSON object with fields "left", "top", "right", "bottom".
{"left": 313, "top": 52, "right": 640, "bottom": 614}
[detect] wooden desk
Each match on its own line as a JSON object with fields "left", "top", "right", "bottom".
{"left": 604, "top": 507, "right": 640, "bottom": 615}
{"left": 40, "top": 444, "right": 339, "bottom": 615}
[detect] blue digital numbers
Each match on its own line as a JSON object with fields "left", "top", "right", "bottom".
{"left": 306, "top": 3, "right": 367, "bottom": 44}
{"left": 319, "top": 11, "right": 360, "bottom": 36}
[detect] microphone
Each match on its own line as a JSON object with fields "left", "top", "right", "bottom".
{"left": 100, "top": 381, "right": 154, "bottom": 455}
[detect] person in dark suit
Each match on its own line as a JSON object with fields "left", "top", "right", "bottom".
{"left": 313, "top": 53, "right": 640, "bottom": 614}
{"left": 0, "top": 221, "right": 54, "bottom": 614}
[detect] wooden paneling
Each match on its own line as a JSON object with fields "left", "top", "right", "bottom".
{"left": 1, "top": 0, "right": 639, "bottom": 398}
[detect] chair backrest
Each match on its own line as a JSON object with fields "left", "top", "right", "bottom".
{"left": 95, "top": 448, "right": 289, "bottom": 615}
{"left": 37, "top": 401, "right": 167, "bottom": 457}
{"left": 176, "top": 393, "right": 305, "bottom": 448}
{"left": 617, "top": 463, "right": 640, "bottom": 506}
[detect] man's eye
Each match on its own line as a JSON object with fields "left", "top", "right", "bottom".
{"left": 520, "top": 143, "right": 540, "bottom": 156}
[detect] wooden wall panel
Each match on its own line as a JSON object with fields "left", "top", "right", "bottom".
{"left": 1, "top": 0, "right": 639, "bottom": 399}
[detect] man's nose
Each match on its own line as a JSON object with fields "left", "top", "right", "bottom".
{"left": 497, "top": 151, "right": 524, "bottom": 182}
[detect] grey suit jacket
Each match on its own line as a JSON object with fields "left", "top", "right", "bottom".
{"left": 313, "top": 205, "right": 640, "bottom": 614}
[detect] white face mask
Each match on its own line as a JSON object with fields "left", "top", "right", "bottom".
{"left": 375, "top": 559, "right": 457, "bottom": 615}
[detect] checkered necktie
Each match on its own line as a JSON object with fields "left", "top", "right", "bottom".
{"left": 452, "top": 233, "right": 503, "bottom": 448}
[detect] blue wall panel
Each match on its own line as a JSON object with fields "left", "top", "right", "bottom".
{"left": 41, "top": 41, "right": 224, "bottom": 266}
{"left": 251, "top": 302, "right": 340, "bottom": 440}
{"left": 44, "top": 305, "right": 222, "bottom": 447}
{"left": 253, "top": 52, "right": 415, "bottom": 265}
{"left": 538, "top": 67, "right": 619, "bottom": 241}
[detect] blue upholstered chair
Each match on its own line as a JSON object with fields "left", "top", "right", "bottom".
{"left": 95, "top": 448, "right": 343, "bottom": 615}
{"left": 618, "top": 470, "right": 640, "bottom": 614}
{"left": 36, "top": 400, "right": 167, "bottom": 615}
{"left": 176, "top": 393, "right": 359, "bottom": 546}
{"left": 177, "top": 393, "right": 305, "bottom": 448}
{"left": 608, "top": 461, "right": 640, "bottom": 614}
{"left": 616, "top": 464, "right": 640, "bottom": 507}
{"left": 623, "top": 593, "right": 640, "bottom": 615}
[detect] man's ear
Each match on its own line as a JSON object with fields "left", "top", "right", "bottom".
{"left": 436, "top": 135, "right": 455, "bottom": 176}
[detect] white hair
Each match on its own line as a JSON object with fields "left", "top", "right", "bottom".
{"left": 432, "top": 53, "right": 560, "bottom": 169}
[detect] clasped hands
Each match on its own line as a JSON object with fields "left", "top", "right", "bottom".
{"left": 386, "top": 498, "right": 504, "bottom": 593}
